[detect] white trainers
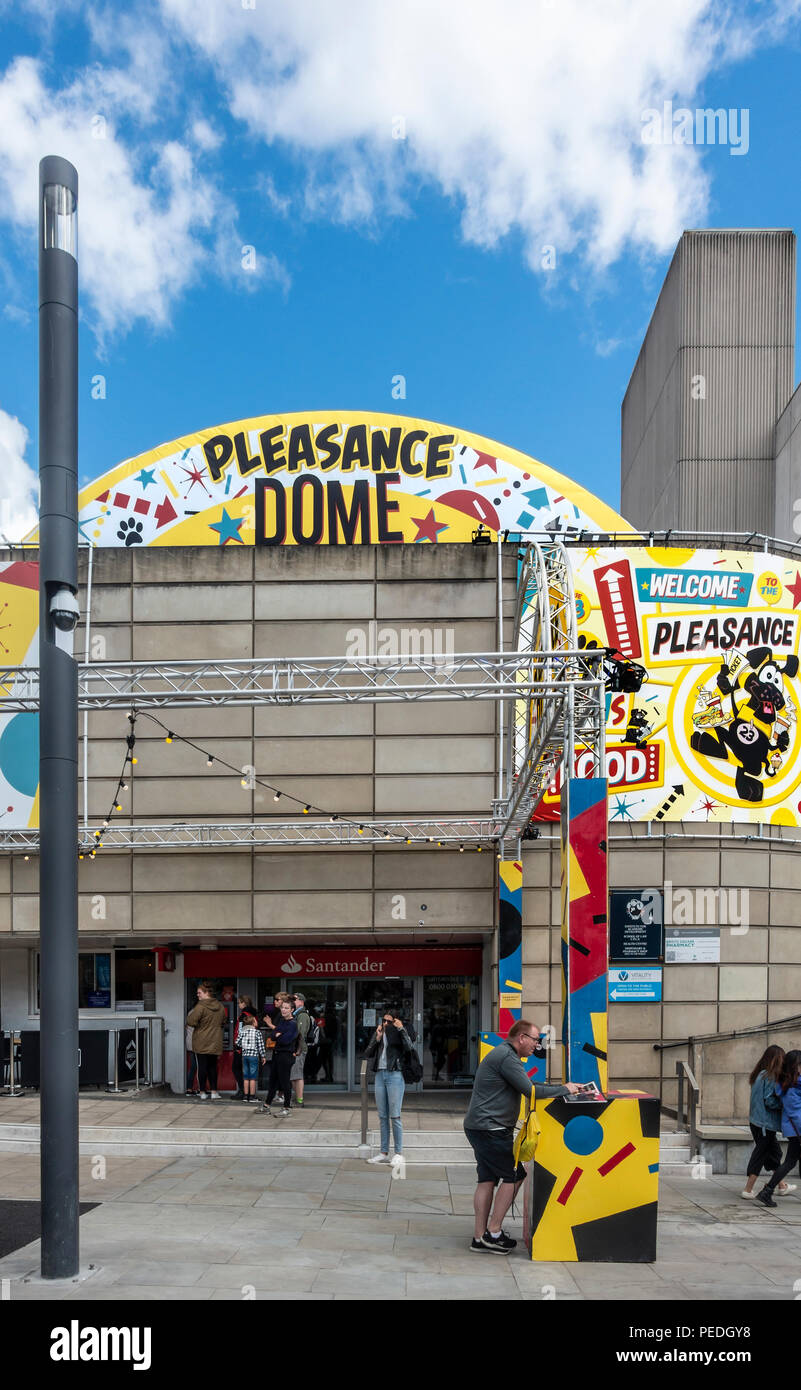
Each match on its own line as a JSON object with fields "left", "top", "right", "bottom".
{"left": 196, "top": 1092, "right": 209, "bottom": 1100}
{"left": 740, "top": 1189, "right": 756, "bottom": 1199}
{"left": 367, "top": 1153, "right": 391, "bottom": 1164}
{"left": 209, "top": 1091, "right": 221, "bottom": 1099}
{"left": 777, "top": 1183, "right": 797, "bottom": 1195}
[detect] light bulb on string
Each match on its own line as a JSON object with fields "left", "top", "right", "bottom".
{"left": 273, "top": 791, "right": 281, "bottom": 802}
{"left": 303, "top": 805, "right": 311, "bottom": 815}
{"left": 206, "top": 756, "right": 214, "bottom": 767}
{"left": 165, "top": 733, "right": 174, "bottom": 744}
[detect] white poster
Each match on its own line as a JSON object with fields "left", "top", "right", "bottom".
{"left": 665, "top": 928, "right": 721, "bottom": 963}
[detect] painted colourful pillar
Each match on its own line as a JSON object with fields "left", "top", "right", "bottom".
{"left": 560, "top": 776, "right": 609, "bottom": 1088}
{"left": 525, "top": 773, "right": 660, "bottom": 1263}
{"left": 480, "top": 859, "right": 545, "bottom": 1084}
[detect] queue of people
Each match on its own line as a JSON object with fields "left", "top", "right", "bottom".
{"left": 185, "top": 983, "right": 340, "bottom": 1112}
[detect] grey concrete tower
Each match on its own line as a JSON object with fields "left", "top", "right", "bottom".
{"left": 621, "top": 229, "right": 796, "bottom": 535}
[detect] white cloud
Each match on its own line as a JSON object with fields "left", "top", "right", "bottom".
{"left": 0, "top": 56, "right": 232, "bottom": 342}
{"left": 191, "top": 118, "right": 223, "bottom": 152}
{"left": 3, "top": 304, "right": 30, "bottom": 327}
{"left": 159, "top": 0, "right": 796, "bottom": 269}
{"left": 0, "top": 408, "right": 38, "bottom": 542}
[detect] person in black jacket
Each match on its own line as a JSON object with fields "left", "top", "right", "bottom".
{"left": 263, "top": 998, "right": 298, "bottom": 1117}
{"left": 364, "top": 1012, "right": 413, "bottom": 1164}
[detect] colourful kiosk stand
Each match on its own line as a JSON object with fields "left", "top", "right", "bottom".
{"left": 494, "top": 779, "right": 660, "bottom": 1264}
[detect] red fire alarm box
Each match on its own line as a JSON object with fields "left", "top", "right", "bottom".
{"left": 155, "top": 949, "right": 175, "bottom": 973}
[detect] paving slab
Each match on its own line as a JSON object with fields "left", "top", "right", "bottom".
{"left": 1, "top": 1145, "right": 797, "bottom": 1302}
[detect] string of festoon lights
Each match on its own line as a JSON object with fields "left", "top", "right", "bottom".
{"left": 80, "top": 712, "right": 139, "bottom": 860}
{"left": 82, "top": 710, "right": 502, "bottom": 857}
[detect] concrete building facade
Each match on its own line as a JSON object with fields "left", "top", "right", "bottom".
{"left": 1, "top": 539, "right": 799, "bottom": 1118}
{"left": 621, "top": 229, "right": 797, "bottom": 537}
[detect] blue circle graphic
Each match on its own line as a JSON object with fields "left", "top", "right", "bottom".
{"left": 563, "top": 1115, "right": 604, "bottom": 1156}
{"left": 0, "top": 712, "right": 39, "bottom": 797}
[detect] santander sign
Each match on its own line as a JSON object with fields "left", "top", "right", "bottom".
{"left": 282, "top": 954, "right": 385, "bottom": 975}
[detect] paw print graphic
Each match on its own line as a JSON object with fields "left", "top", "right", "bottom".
{"left": 117, "top": 517, "right": 144, "bottom": 546}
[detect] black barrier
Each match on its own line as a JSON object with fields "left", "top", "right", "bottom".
{"left": 19, "top": 1029, "right": 113, "bottom": 1089}
{"left": 117, "top": 1027, "right": 149, "bottom": 1087}
{"left": 78, "top": 1029, "right": 108, "bottom": 1087}
{"left": 19, "top": 1030, "right": 40, "bottom": 1088}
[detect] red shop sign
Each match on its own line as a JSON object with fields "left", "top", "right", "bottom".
{"left": 183, "top": 946, "right": 484, "bottom": 978}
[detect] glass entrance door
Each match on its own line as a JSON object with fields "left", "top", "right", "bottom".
{"left": 292, "top": 979, "right": 349, "bottom": 1088}
{"left": 423, "top": 976, "right": 479, "bottom": 1087}
{"left": 353, "top": 978, "right": 415, "bottom": 1087}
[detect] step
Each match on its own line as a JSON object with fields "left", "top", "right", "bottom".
{"left": 0, "top": 1119, "right": 685, "bottom": 1166}
{"left": 0, "top": 1122, "right": 474, "bottom": 1163}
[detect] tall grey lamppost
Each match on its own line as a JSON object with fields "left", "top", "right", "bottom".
{"left": 38, "top": 155, "right": 80, "bottom": 1279}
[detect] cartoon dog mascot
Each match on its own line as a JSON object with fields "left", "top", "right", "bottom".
{"left": 690, "top": 649, "right": 797, "bottom": 802}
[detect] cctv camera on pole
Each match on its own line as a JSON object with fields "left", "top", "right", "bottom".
{"left": 38, "top": 155, "right": 79, "bottom": 1279}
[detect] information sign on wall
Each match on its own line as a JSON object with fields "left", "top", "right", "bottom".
{"left": 608, "top": 968, "right": 662, "bottom": 1002}
{"left": 609, "top": 890, "right": 664, "bottom": 962}
{"left": 664, "top": 928, "right": 721, "bottom": 963}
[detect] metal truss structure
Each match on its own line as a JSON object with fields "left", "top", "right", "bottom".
{"left": 493, "top": 541, "right": 605, "bottom": 853}
{"left": 71, "top": 819, "right": 496, "bottom": 852}
{"left": 1, "top": 649, "right": 589, "bottom": 711}
{"left": 0, "top": 541, "right": 603, "bottom": 854}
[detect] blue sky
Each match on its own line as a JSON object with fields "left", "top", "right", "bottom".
{"left": 1, "top": 0, "right": 801, "bottom": 536}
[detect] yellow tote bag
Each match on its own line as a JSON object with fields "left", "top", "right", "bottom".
{"left": 513, "top": 1095, "right": 541, "bottom": 1164}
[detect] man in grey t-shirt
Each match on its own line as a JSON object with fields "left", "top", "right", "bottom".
{"left": 464, "top": 1018, "right": 580, "bottom": 1254}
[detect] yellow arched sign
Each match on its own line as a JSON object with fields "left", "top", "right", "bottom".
{"left": 26, "top": 411, "right": 630, "bottom": 547}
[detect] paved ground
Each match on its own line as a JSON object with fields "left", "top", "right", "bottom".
{"left": 0, "top": 1151, "right": 799, "bottom": 1300}
{"left": 0, "top": 1091, "right": 468, "bottom": 1131}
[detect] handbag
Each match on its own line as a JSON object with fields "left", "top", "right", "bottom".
{"left": 401, "top": 1049, "right": 423, "bottom": 1084}
{"left": 513, "top": 1095, "right": 541, "bottom": 1164}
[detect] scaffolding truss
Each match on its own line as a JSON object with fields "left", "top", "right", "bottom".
{"left": 0, "top": 540, "right": 604, "bottom": 854}
{"left": 1, "top": 650, "right": 592, "bottom": 711}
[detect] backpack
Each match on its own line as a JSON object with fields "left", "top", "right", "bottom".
{"left": 401, "top": 1048, "right": 423, "bottom": 1084}
{"left": 307, "top": 1014, "right": 321, "bottom": 1047}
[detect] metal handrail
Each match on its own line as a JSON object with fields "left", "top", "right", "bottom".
{"left": 676, "top": 1059, "right": 700, "bottom": 1156}
{"left": 654, "top": 1013, "right": 801, "bottom": 1051}
{"left": 360, "top": 1059, "right": 369, "bottom": 1149}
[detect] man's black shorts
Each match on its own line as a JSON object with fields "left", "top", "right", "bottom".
{"left": 464, "top": 1126, "right": 527, "bottom": 1185}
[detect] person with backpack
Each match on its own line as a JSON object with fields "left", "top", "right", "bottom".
{"left": 742, "top": 1045, "right": 794, "bottom": 1198}
{"left": 756, "top": 1050, "right": 801, "bottom": 1207}
{"left": 289, "top": 992, "right": 311, "bottom": 1108}
{"left": 363, "top": 1011, "right": 414, "bottom": 1164}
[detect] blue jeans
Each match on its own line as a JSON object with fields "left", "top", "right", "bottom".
{"left": 374, "top": 1069, "right": 405, "bottom": 1155}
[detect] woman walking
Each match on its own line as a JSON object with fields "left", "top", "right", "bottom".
{"left": 757, "top": 1049, "right": 801, "bottom": 1207}
{"left": 364, "top": 1011, "right": 413, "bottom": 1164}
{"left": 186, "top": 981, "right": 226, "bottom": 1101}
{"left": 742, "top": 1045, "right": 791, "bottom": 1198}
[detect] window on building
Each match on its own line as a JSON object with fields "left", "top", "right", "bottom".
{"left": 115, "top": 949, "right": 156, "bottom": 1013}
{"left": 31, "top": 949, "right": 156, "bottom": 1013}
